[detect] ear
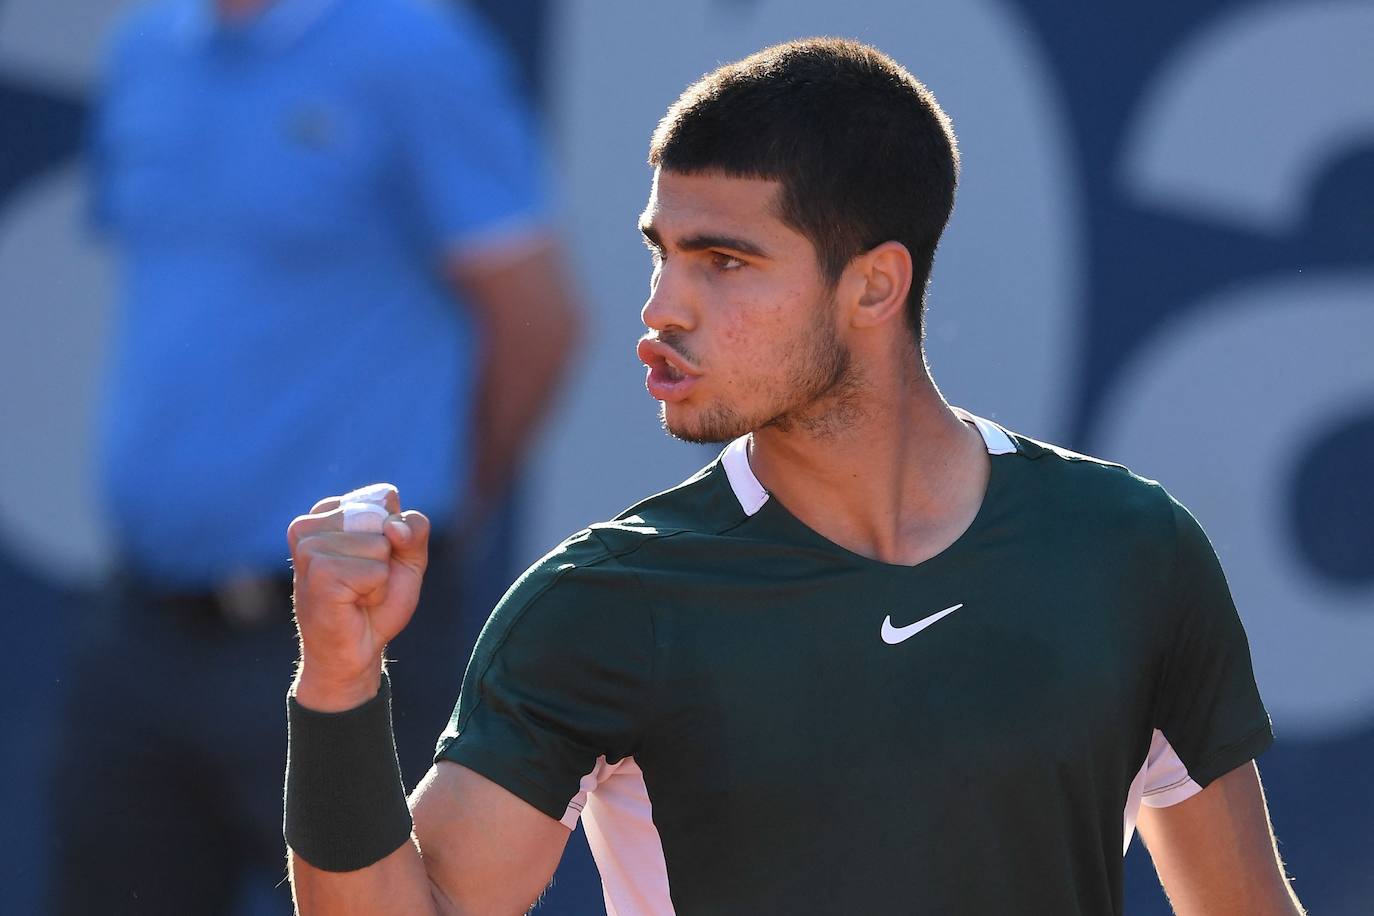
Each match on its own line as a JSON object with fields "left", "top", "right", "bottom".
{"left": 845, "top": 241, "right": 913, "bottom": 330}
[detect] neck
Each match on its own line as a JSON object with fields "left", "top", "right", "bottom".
{"left": 747, "top": 356, "right": 990, "bottom": 566}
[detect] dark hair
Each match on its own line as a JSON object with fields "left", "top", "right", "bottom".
{"left": 648, "top": 37, "right": 959, "bottom": 341}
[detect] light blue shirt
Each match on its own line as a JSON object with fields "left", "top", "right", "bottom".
{"left": 93, "top": 0, "right": 548, "bottom": 586}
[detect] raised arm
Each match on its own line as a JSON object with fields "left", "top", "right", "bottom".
{"left": 1137, "top": 761, "right": 1305, "bottom": 916}
{"left": 289, "top": 763, "right": 570, "bottom": 916}
{"left": 284, "top": 489, "right": 569, "bottom": 915}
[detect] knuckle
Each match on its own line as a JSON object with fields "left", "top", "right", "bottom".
{"left": 310, "top": 496, "right": 340, "bottom": 513}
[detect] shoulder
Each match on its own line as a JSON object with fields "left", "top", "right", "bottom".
{"left": 998, "top": 425, "right": 1231, "bottom": 610}
{"left": 999, "top": 426, "right": 1181, "bottom": 538}
{"left": 495, "top": 455, "right": 741, "bottom": 611}
{"left": 463, "top": 458, "right": 737, "bottom": 691}
{"left": 489, "top": 527, "right": 622, "bottom": 622}
{"left": 592, "top": 456, "right": 750, "bottom": 559}
{"left": 461, "top": 527, "right": 655, "bottom": 709}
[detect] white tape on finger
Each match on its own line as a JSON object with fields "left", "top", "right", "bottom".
{"left": 341, "top": 501, "right": 389, "bottom": 534}
{"left": 339, "top": 483, "right": 394, "bottom": 508}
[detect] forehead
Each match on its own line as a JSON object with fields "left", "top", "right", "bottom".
{"left": 640, "top": 169, "right": 804, "bottom": 249}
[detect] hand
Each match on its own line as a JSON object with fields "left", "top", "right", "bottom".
{"left": 287, "top": 485, "right": 431, "bottom": 711}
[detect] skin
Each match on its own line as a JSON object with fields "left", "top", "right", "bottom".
{"left": 1139, "top": 762, "right": 1307, "bottom": 915}
{"left": 637, "top": 170, "right": 988, "bottom": 566}
{"left": 448, "top": 240, "right": 582, "bottom": 536}
{"left": 287, "top": 170, "right": 1304, "bottom": 914}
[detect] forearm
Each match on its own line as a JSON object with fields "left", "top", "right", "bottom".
{"left": 1161, "top": 870, "right": 1305, "bottom": 916}
{"left": 1155, "top": 844, "right": 1305, "bottom": 916}
{"left": 467, "top": 314, "right": 574, "bottom": 504}
{"left": 1140, "top": 763, "right": 1306, "bottom": 916}
{"left": 286, "top": 662, "right": 444, "bottom": 916}
{"left": 450, "top": 242, "right": 582, "bottom": 526}
{"left": 290, "top": 841, "right": 448, "bottom": 916}
{"left": 285, "top": 490, "right": 567, "bottom": 916}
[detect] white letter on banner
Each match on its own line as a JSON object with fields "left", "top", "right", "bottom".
{"left": 1101, "top": 1, "right": 1374, "bottom": 737}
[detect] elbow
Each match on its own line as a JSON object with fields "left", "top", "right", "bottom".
{"left": 529, "top": 283, "right": 584, "bottom": 381}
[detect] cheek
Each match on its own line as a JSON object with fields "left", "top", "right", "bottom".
{"left": 706, "top": 274, "right": 813, "bottom": 386}
{"left": 719, "top": 307, "right": 769, "bottom": 360}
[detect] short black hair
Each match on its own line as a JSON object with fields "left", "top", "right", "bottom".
{"left": 649, "top": 37, "right": 959, "bottom": 342}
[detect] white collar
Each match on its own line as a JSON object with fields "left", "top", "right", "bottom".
{"left": 720, "top": 408, "right": 1015, "bottom": 517}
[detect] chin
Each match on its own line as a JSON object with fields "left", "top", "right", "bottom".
{"left": 660, "top": 402, "right": 750, "bottom": 445}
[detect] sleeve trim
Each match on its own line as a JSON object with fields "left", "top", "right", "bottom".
{"left": 1141, "top": 774, "right": 1203, "bottom": 808}
{"left": 1184, "top": 722, "right": 1275, "bottom": 789}
{"left": 435, "top": 740, "right": 576, "bottom": 829}
{"left": 442, "top": 212, "right": 551, "bottom": 265}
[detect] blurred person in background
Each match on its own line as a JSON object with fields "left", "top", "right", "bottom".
{"left": 46, "top": 0, "right": 582, "bottom": 912}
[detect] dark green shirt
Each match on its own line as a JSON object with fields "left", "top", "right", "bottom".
{"left": 436, "top": 414, "right": 1272, "bottom": 914}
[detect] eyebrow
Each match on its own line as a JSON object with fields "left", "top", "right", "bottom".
{"left": 639, "top": 223, "right": 771, "bottom": 259}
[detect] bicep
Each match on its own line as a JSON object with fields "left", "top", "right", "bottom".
{"left": 411, "top": 761, "right": 571, "bottom": 916}
{"left": 1137, "top": 761, "right": 1302, "bottom": 916}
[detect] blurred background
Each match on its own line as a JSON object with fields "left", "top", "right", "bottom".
{"left": 1, "top": 0, "right": 1370, "bottom": 913}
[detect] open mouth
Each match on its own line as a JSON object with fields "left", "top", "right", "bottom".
{"left": 637, "top": 337, "right": 701, "bottom": 401}
{"left": 637, "top": 337, "right": 699, "bottom": 377}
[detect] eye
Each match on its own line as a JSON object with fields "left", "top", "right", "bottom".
{"left": 711, "top": 252, "right": 745, "bottom": 271}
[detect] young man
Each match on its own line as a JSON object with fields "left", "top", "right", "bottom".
{"left": 285, "top": 38, "right": 1305, "bottom": 915}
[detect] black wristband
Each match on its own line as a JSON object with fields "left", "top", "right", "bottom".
{"left": 284, "top": 673, "right": 414, "bottom": 872}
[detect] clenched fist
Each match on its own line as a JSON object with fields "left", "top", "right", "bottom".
{"left": 287, "top": 484, "right": 431, "bottom": 712}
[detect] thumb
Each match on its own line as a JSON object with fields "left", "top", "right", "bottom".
{"left": 385, "top": 510, "right": 431, "bottom": 573}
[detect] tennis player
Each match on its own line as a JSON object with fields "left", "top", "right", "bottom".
{"left": 284, "top": 38, "right": 1305, "bottom": 915}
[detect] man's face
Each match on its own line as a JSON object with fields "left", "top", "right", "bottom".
{"left": 637, "top": 169, "right": 859, "bottom": 444}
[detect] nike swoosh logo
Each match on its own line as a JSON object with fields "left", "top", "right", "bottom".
{"left": 881, "top": 604, "right": 964, "bottom": 645}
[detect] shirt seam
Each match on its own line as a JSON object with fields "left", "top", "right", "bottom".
{"left": 1141, "top": 774, "right": 1195, "bottom": 797}
{"left": 452, "top": 539, "right": 617, "bottom": 735}
{"left": 586, "top": 528, "right": 662, "bottom": 760}
{"left": 590, "top": 513, "right": 755, "bottom": 564}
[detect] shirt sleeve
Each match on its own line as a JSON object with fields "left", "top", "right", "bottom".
{"left": 1152, "top": 497, "right": 1273, "bottom": 790}
{"left": 435, "top": 530, "right": 654, "bottom": 823}
{"left": 383, "top": 4, "right": 550, "bottom": 256}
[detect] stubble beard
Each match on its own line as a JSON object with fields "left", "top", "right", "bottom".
{"left": 661, "top": 294, "right": 863, "bottom": 445}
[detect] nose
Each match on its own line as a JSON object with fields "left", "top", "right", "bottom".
{"left": 640, "top": 260, "right": 696, "bottom": 333}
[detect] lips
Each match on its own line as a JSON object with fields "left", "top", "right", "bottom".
{"left": 637, "top": 337, "right": 701, "bottom": 402}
